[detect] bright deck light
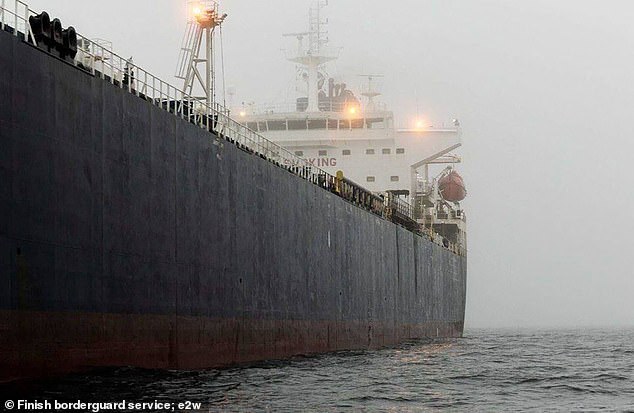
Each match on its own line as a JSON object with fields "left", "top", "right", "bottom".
{"left": 346, "top": 105, "right": 360, "bottom": 116}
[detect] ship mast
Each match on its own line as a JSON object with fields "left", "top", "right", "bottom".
{"left": 283, "top": 1, "right": 338, "bottom": 112}
{"left": 176, "top": 1, "right": 227, "bottom": 113}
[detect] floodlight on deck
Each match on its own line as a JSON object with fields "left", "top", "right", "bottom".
{"left": 195, "top": 10, "right": 227, "bottom": 29}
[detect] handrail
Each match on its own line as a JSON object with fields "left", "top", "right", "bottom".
{"left": 0, "top": 0, "right": 325, "bottom": 183}
{"left": 387, "top": 195, "right": 413, "bottom": 220}
{"left": 0, "top": 0, "right": 31, "bottom": 38}
{"left": 0, "top": 0, "right": 466, "bottom": 257}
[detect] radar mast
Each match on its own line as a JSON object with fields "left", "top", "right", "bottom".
{"left": 283, "top": 1, "right": 338, "bottom": 112}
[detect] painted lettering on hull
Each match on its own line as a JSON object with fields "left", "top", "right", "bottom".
{"left": 283, "top": 158, "right": 338, "bottom": 167}
{"left": 307, "top": 158, "right": 337, "bottom": 167}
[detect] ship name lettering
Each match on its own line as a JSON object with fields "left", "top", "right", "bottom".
{"left": 282, "top": 158, "right": 338, "bottom": 167}
{"left": 307, "top": 158, "right": 337, "bottom": 167}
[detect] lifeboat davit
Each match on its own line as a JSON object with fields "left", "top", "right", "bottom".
{"left": 438, "top": 170, "right": 467, "bottom": 202}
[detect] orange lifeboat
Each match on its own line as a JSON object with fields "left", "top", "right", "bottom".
{"left": 438, "top": 170, "right": 467, "bottom": 202}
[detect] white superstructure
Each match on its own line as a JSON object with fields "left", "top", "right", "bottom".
{"left": 236, "top": 2, "right": 466, "bottom": 247}
{"left": 239, "top": 108, "right": 462, "bottom": 200}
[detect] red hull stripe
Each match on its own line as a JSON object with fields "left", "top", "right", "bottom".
{"left": 0, "top": 310, "right": 463, "bottom": 382}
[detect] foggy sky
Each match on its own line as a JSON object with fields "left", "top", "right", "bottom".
{"left": 28, "top": 0, "right": 634, "bottom": 328}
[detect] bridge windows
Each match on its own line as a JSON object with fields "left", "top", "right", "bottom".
{"left": 307, "top": 119, "right": 328, "bottom": 130}
{"left": 366, "top": 149, "right": 375, "bottom": 155}
{"left": 267, "top": 120, "right": 287, "bottom": 131}
{"left": 342, "top": 149, "right": 351, "bottom": 155}
{"left": 318, "top": 150, "right": 328, "bottom": 156}
{"left": 366, "top": 176, "right": 376, "bottom": 182}
{"left": 241, "top": 116, "right": 393, "bottom": 132}
{"left": 396, "top": 148, "right": 405, "bottom": 154}
{"left": 366, "top": 118, "right": 386, "bottom": 129}
{"left": 288, "top": 120, "right": 307, "bottom": 130}
{"left": 391, "top": 176, "right": 400, "bottom": 182}
{"left": 295, "top": 151, "right": 304, "bottom": 157}
{"left": 382, "top": 148, "right": 391, "bottom": 155}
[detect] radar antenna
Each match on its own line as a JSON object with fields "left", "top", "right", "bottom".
{"left": 176, "top": 1, "right": 227, "bottom": 114}
{"left": 357, "top": 74, "right": 384, "bottom": 109}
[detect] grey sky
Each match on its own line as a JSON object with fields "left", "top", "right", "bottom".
{"left": 28, "top": 0, "right": 634, "bottom": 328}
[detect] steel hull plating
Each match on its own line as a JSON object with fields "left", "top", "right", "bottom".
{"left": 0, "top": 31, "right": 466, "bottom": 382}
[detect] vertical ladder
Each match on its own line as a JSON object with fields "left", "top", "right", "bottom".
{"left": 174, "top": 2, "right": 226, "bottom": 117}
{"left": 175, "top": 21, "right": 203, "bottom": 97}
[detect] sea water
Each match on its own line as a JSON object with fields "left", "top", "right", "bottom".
{"left": 3, "top": 328, "right": 633, "bottom": 412}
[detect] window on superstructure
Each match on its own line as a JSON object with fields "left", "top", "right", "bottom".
{"left": 342, "top": 150, "right": 351, "bottom": 156}
{"left": 268, "top": 121, "right": 287, "bottom": 131}
{"left": 319, "top": 150, "right": 328, "bottom": 156}
{"left": 366, "top": 149, "right": 375, "bottom": 155}
{"left": 382, "top": 148, "right": 391, "bottom": 155}
{"left": 295, "top": 151, "right": 304, "bottom": 157}
{"left": 366, "top": 176, "right": 376, "bottom": 182}
{"left": 351, "top": 119, "right": 364, "bottom": 129}
{"left": 367, "top": 118, "right": 385, "bottom": 129}
{"left": 307, "top": 119, "right": 327, "bottom": 130}
{"left": 288, "top": 120, "right": 308, "bottom": 130}
{"left": 396, "top": 148, "right": 405, "bottom": 154}
{"left": 391, "top": 176, "right": 399, "bottom": 182}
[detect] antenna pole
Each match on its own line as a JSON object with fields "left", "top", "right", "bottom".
{"left": 283, "top": 1, "right": 337, "bottom": 113}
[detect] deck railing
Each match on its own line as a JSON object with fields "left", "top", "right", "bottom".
{"left": 0, "top": 0, "right": 321, "bottom": 180}
{"left": 0, "top": 0, "right": 465, "bottom": 256}
{"left": 0, "top": 0, "right": 31, "bottom": 36}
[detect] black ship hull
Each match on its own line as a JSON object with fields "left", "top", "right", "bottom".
{"left": 0, "top": 28, "right": 466, "bottom": 382}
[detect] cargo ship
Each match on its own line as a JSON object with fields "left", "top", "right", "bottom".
{"left": 0, "top": 0, "right": 467, "bottom": 382}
